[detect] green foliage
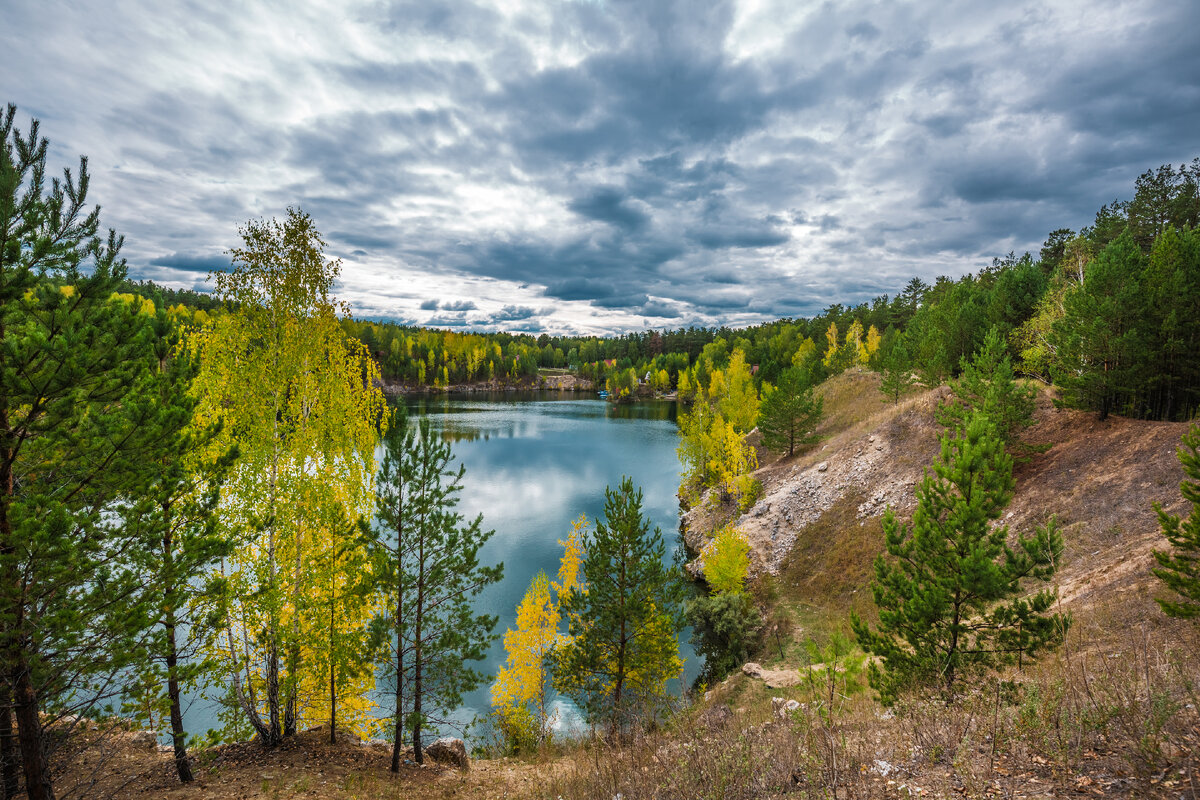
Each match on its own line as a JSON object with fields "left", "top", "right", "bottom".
{"left": 123, "top": 312, "right": 237, "bottom": 781}
{"left": 1152, "top": 423, "right": 1200, "bottom": 619}
{"left": 371, "top": 410, "right": 503, "bottom": 764}
{"left": 685, "top": 592, "right": 763, "bottom": 684}
{"left": 703, "top": 525, "right": 751, "bottom": 595}
{"left": 878, "top": 341, "right": 915, "bottom": 404}
{"left": 0, "top": 103, "right": 206, "bottom": 800}
{"left": 759, "top": 366, "right": 823, "bottom": 457}
{"left": 551, "top": 478, "right": 684, "bottom": 734}
{"left": 851, "top": 414, "right": 1068, "bottom": 704}
{"left": 1049, "top": 232, "right": 1150, "bottom": 420}
{"left": 937, "top": 326, "right": 1038, "bottom": 450}
{"left": 801, "top": 633, "right": 866, "bottom": 724}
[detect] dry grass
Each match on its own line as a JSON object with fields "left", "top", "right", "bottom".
{"left": 547, "top": 625, "right": 1200, "bottom": 800}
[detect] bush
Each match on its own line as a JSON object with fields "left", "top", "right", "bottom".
{"left": 685, "top": 591, "right": 763, "bottom": 683}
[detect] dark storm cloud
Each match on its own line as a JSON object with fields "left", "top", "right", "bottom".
{"left": 567, "top": 188, "right": 649, "bottom": 232}
{"left": 148, "top": 252, "right": 231, "bottom": 273}
{"left": 489, "top": 305, "right": 538, "bottom": 321}
{"left": 4, "top": 0, "right": 1198, "bottom": 332}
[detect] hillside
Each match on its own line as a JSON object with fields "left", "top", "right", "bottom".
{"left": 683, "top": 369, "right": 1193, "bottom": 634}
{"left": 52, "top": 371, "right": 1200, "bottom": 799}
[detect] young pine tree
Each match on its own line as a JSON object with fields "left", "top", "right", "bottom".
{"left": 551, "top": 478, "right": 684, "bottom": 735}
{"left": 851, "top": 414, "right": 1068, "bottom": 704}
{"left": 1, "top": 105, "right": 187, "bottom": 800}
{"left": 878, "top": 341, "right": 915, "bottom": 405}
{"left": 372, "top": 413, "right": 502, "bottom": 765}
{"left": 1152, "top": 423, "right": 1200, "bottom": 619}
{"left": 936, "top": 326, "right": 1038, "bottom": 449}
{"left": 125, "top": 311, "right": 237, "bottom": 783}
{"left": 758, "top": 366, "right": 823, "bottom": 457}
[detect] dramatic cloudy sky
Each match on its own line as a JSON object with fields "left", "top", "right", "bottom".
{"left": 4, "top": 1, "right": 1198, "bottom": 334}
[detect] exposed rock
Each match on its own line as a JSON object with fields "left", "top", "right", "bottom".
{"left": 741, "top": 662, "right": 802, "bottom": 688}
{"left": 770, "top": 697, "right": 802, "bottom": 719}
{"left": 424, "top": 737, "right": 469, "bottom": 769}
{"left": 816, "top": 461, "right": 829, "bottom": 472}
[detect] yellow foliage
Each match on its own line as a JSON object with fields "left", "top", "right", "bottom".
{"left": 791, "top": 337, "right": 817, "bottom": 367}
{"left": 844, "top": 319, "right": 866, "bottom": 365}
{"left": 492, "top": 572, "right": 559, "bottom": 734}
{"left": 822, "top": 322, "right": 840, "bottom": 367}
{"left": 554, "top": 515, "right": 587, "bottom": 604}
{"left": 866, "top": 324, "right": 882, "bottom": 359}
{"left": 716, "top": 348, "right": 759, "bottom": 433}
{"left": 703, "top": 525, "right": 750, "bottom": 594}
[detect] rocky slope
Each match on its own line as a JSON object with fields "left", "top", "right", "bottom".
{"left": 682, "top": 369, "right": 1192, "bottom": 632}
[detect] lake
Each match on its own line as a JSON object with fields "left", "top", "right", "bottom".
{"left": 181, "top": 392, "right": 698, "bottom": 741}
{"left": 399, "top": 392, "right": 699, "bottom": 735}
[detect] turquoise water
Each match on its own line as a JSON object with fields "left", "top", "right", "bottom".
{"left": 181, "top": 392, "right": 697, "bottom": 741}
{"left": 400, "top": 392, "right": 698, "bottom": 735}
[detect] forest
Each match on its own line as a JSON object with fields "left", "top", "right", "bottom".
{"left": 5, "top": 99, "right": 1200, "bottom": 800}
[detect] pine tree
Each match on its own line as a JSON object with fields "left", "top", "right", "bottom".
{"left": 878, "top": 342, "right": 915, "bottom": 404}
{"left": 1152, "top": 423, "right": 1200, "bottom": 619}
{"left": 124, "top": 310, "right": 236, "bottom": 783}
{"left": 551, "top": 478, "right": 684, "bottom": 735}
{"left": 0, "top": 104, "right": 182, "bottom": 800}
{"left": 851, "top": 414, "right": 1068, "bottom": 704}
{"left": 372, "top": 415, "right": 502, "bottom": 765}
{"left": 936, "top": 326, "right": 1038, "bottom": 448}
{"left": 758, "top": 366, "right": 823, "bottom": 457}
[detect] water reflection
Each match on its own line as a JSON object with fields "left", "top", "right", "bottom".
{"left": 398, "top": 392, "right": 695, "bottom": 734}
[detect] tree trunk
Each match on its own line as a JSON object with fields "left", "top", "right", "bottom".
{"left": 13, "top": 658, "right": 54, "bottom": 800}
{"left": 164, "top": 615, "right": 193, "bottom": 783}
{"left": 328, "top": 597, "right": 336, "bottom": 745}
{"left": 1, "top": 414, "right": 22, "bottom": 800}
{"left": 390, "top": 512, "right": 406, "bottom": 774}
{"left": 0, "top": 686, "right": 18, "bottom": 799}
{"left": 161, "top": 506, "right": 193, "bottom": 783}
{"left": 412, "top": 584, "right": 423, "bottom": 765}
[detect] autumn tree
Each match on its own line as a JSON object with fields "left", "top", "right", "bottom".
{"left": 702, "top": 525, "right": 751, "bottom": 595}
{"left": 491, "top": 572, "right": 558, "bottom": 748}
{"left": 189, "top": 208, "right": 385, "bottom": 745}
{"left": 759, "top": 366, "right": 823, "bottom": 457}
{"left": 489, "top": 515, "right": 586, "bottom": 751}
{"left": 852, "top": 414, "right": 1068, "bottom": 704}
{"left": 1153, "top": 423, "right": 1200, "bottom": 619}
{"left": 686, "top": 525, "right": 762, "bottom": 682}
{"left": 551, "top": 478, "right": 684, "bottom": 734}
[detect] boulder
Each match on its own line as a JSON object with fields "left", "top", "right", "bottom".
{"left": 741, "top": 661, "right": 803, "bottom": 688}
{"left": 770, "top": 697, "right": 802, "bottom": 719}
{"left": 424, "top": 737, "right": 469, "bottom": 769}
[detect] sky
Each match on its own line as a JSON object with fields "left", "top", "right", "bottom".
{"left": 4, "top": 1, "right": 1198, "bottom": 335}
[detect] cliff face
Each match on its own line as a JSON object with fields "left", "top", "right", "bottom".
{"left": 682, "top": 369, "right": 1191, "bottom": 630}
